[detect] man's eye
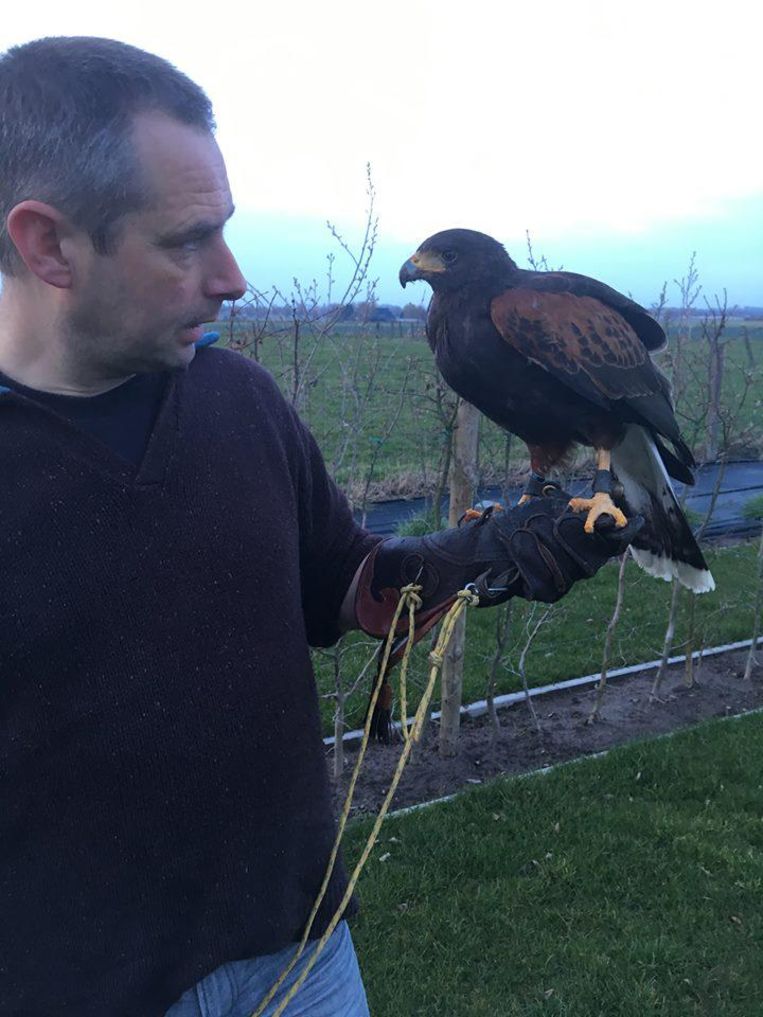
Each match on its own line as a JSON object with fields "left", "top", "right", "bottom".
{"left": 441, "top": 250, "right": 457, "bottom": 264}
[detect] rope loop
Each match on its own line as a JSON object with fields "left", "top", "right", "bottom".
{"left": 400, "top": 582, "right": 423, "bottom": 609}
{"left": 428, "top": 649, "right": 445, "bottom": 668}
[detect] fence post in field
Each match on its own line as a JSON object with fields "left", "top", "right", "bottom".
{"left": 439, "top": 398, "right": 481, "bottom": 758}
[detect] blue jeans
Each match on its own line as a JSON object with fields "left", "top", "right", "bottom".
{"left": 165, "top": 921, "right": 370, "bottom": 1016}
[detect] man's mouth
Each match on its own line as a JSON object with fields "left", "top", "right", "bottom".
{"left": 179, "top": 324, "right": 205, "bottom": 344}
{"left": 179, "top": 313, "right": 218, "bottom": 343}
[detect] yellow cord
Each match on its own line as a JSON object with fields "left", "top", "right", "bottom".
{"left": 251, "top": 587, "right": 478, "bottom": 1017}
{"left": 398, "top": 591, "right": 420, "bottom": 743}
{"left": 250, "top": 582, "right": 424, "bottom": 1017}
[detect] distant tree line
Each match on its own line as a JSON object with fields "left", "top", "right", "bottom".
{"left": 219, "top": 298, "right": 428, "bottom": 323}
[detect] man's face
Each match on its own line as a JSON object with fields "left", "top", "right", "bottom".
{"left": 63, "top": 112, "right": 246, "bottom": 379}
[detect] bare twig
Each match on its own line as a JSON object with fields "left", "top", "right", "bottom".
{"left": 517, "top": 606, "right": 552, "bottom": 736}
{"left": 587, "top": 553, "right": 628, "bottom": 723}
{"left": 486, "top": 601, "right": 514, "bottom": 744}
{"left": 358, "top": 358, "right": 413, "bottom": 527}
{"left": 651, "top": 579, "right": 681, "bottom": 702}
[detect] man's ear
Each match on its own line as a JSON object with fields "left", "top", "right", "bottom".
{"left": 5, "top": 201, "right": 78, "bottom": 288}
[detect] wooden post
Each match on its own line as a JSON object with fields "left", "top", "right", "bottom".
{"left": 439, "top": 398, "right": 481, "bottom": 758}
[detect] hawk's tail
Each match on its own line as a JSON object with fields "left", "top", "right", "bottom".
{"left": 611, "top": 425, "right": 715, "bottom": 594}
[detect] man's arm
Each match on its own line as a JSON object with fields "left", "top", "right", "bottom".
{"left": 341, "top": 495, "right": 643, "bottom": 641}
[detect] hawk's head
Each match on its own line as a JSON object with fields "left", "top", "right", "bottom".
{"left": 399, "top": 228, "right": 517, "bottom": 293}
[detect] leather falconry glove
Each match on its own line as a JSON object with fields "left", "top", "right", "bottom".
{"left": 355, "top": 487, "right": 644, "bottom": 646}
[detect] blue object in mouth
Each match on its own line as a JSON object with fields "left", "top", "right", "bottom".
{"left": 195, "top": 331, "right": 220, "bottom": 348}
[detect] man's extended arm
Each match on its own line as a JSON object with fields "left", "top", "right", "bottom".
{"left": 340, "top": 494, "right": 642, "bottom": 638}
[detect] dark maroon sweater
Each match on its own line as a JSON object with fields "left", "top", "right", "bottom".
{"left": 0, "top": 347, "right": 379, "bottom": 1016}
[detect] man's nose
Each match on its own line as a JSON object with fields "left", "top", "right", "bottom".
{"left": 204, "top": 239, "right": 247, "bottom": 302}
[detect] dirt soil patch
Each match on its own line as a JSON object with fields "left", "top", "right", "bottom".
{"left": 333, "top": 649, "right": 763, "bottom": 816}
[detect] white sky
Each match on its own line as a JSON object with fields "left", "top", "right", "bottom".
{"left": 2, "top": 0, "right": 761, "bottom": 303}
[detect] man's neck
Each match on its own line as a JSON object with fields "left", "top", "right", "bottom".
{"left": 0, "top": 284, "right": 134, "bottom": 396}
{"left": 0, "top": 363, "right": 136, "bottom": 398}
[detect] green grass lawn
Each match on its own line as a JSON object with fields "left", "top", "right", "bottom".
{"left": 314, "top": 541, "right": 760, "bottom": 737}
{"left": 346, "top": 710, "right": 763, "bottom": 1016}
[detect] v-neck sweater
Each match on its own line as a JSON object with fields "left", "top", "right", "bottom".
{"left": 0, "top": 346, "right": 379, "bottom": 1016}
{"left": 0, "top": 367, "right": 170, "bottom": 466}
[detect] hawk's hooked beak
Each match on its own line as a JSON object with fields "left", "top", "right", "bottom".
{"left": 399, "top": 250, "right": 447, "bottom": 287}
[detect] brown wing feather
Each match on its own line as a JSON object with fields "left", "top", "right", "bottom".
{"left": 515, "top": 269, "right": 666, "bottom": 351}
{"left": 490, "top": 288, "right": 665, "bottom": 407}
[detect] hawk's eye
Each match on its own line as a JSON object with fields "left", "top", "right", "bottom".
{"left": 441, "top": 250, "right": 457, "bottom": 264}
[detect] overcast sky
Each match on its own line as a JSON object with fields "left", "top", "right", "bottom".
{"left": 3, "top": 0, "right": 761, "bottom": 307}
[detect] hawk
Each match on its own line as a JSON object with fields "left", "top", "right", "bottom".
{"left": 399, "top": 228, "right": 714, "bottom": 593}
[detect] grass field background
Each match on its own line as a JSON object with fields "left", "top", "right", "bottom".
{"left": 346, "top": 710, "right": 763, "bottom": 1015}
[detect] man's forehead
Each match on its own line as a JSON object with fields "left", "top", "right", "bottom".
{"left": 130, "top": 111, "right": 233, "bottom": 215}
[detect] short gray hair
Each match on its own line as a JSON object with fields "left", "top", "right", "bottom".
{"left": 0, "top": 36, "right": 215, "bottom": 276}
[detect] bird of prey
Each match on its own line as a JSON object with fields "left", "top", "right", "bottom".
{"left": 399, "top": 228, "right": 714, "bottom": 594}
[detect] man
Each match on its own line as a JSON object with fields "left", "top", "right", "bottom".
{"left": 0, "top": 37, "right": 640, "bottom": 1016}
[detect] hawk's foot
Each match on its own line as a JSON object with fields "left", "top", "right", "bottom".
{"left": 568, "top": 492, "right": 628, "bottom": 534}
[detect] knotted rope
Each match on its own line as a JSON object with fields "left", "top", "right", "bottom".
{"left": 251, "top": 585, "right": 479, "bottom": 1017}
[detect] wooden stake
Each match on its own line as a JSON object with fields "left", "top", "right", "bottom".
{"left": 439, "top": 398, "right": 480, "bottom": 758}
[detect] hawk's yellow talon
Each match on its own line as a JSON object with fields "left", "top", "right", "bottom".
{"left": 568, "top": 492, "right": 628, "bottom": 533}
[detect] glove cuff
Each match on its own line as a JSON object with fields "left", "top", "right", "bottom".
{"left": 354, "top": 542, "right": 458, "bottom": 640}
